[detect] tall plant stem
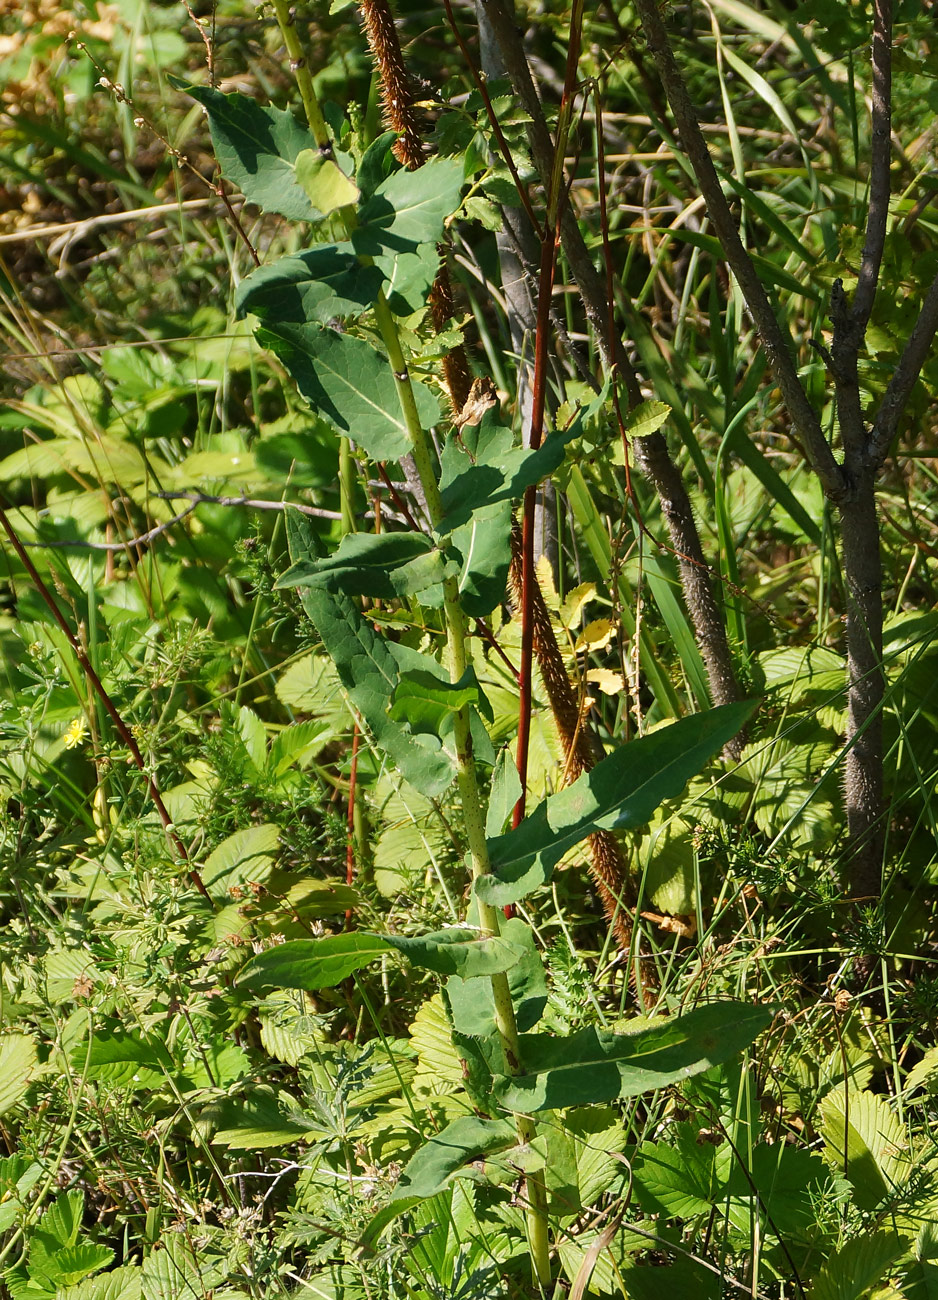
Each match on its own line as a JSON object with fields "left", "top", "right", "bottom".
{"left": 268, "top": 12, "right": 551, "bottom": 1279}
{"left": 374, "top": 286, "right": 552, "bottom": 1291}
{"left": 269, "top": 0, "right": 331, "bottom": 148}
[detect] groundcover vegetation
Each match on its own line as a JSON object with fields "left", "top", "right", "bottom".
{"left": 1, "top": 0, "right": 938, "bottom": 1295}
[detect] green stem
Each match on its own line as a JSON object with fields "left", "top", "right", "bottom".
{"left": 339, "top": 436, "right": 357, "bottom": 535}
{"left": 375, "top": 291, "right": 551, "bottom": 1289}
{"left": 266, "top": 16, "right": 551, "bottom": 1285}
{"left": 269, "top": 0, "right": 331, "bottom": 149}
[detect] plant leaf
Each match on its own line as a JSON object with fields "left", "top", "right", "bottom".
{"left": 292, "top": 587, "right": 457, "bottom": 796}
{"left": 235, "top": 247, "right": 383, "bottom": 325}
{"left": 256, "top": 322, "right": 440, "bottom": 461}
{"left": 391, "top": 1116, "right": 516, "bottom": 1200}
{"left": 175, "top": 83, "right": 325, "bottom": 222}
{"left": 354, "top": 158, "right": 464, "bottom": 255}
{"left": 818, "top": 1086, "right": 909, "bottom": 1208}
{"left": 621, "top": 399, "right": 671, "bottom": 440}
{"left": 0, "top": 1034, "right": 37, "bottom": 1118}
{"left": 477, "top": 701, "right": 756, "bottom": 906}
{"left": 294, "top": 149, "right": 358, "bottom": 213}
{"left": 491, "top": 1001, "right": 772, "bottom": 1112}
{"left": 812, "top": 1231, "right": 906, "bottom": 1300}
{"left": 437, "top": 412, "right": 581, "bottom": 532}
{"left": 238, "top": 929, "right": 523, "bottom": 990}
{"left": 446, "top": 918, "right": 547, "bottom": 1036}
{"left": 200, "top": 823, "right": 280, "bottom": 901}
{"left": 277, "top": 531, "right": 453, "bottom": 602}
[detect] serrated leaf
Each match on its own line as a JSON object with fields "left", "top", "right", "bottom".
{"left": 235, "top": 247, "right": 382, "bottom": 325}
{"left": 818, "top": 1087, "right": 909, "bottom": 1209}
{"left": 621, "top": 399, "right": 671, "bottom": 440}
{"left": 493, "top": 1001, "right": 772, "bottom": 1112}
{"left": 477, "top": 701, "right": 756, "bottom": 906}
{"left": 34, "top": 1191, "right": 83, "bottom": 1250}
{"left": 201, "top": 823, "right": 279, "bottom": 900}
{"left": 56, "top": 1264, "right": 142, "bottom": 1300}
{"left": 294, "top": 149, "right": 358, "bottom": 213}
{"left": 0, "top": 1034, "right": 37, "bottom": 1117}
{"left": 391, "top": 1116, "right": 515, "bottom": 1200}
{"left": 33, "top": 1242, "right": 113, "bottom": 1288}
{"left": 175, "top": 83, "right": 324, "bottom": 222}
{"left": 256, "top": 322, "right": 440, "bottom": 461}
{"left": 812, "top": 1231, "right": 906, "bottom": 1300}
{"left": 410, "top": 993, "right": 465, "bottom": 1094}
{"left": 77, "top": 1032, "right": 174, "bottom": 1090}
{"left": 905, "top": 1045, "right": 938, "bottom": 1096}
{"left": 631, "top": 1132, "right": 724, "bottom": 1218}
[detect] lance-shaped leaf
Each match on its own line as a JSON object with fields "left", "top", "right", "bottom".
{"left": 493, "top": 1001, "right": 773, "bottom": 1112}
{"left": 391, "top": 1116, "right": 516, "bottom": 1200}
{"left": 237, "top": 928, "right": 524, "bottom": 990}
{"left": 256, "top": 322, "right": 441, "bottom": 462}
{"left": 175, "top": 83, "right": 329, "bottom": 222}
{"left": 296, "top": 587, "right": 456, "bottom": 795}
{"left": 235, "top": 247, "right": 382, "bottom": 325}
{"left": 277, "top": 531, "right": 453, "bottom": 602}
{"left": 476, "top": 700, "right": 756, "bottom": 906}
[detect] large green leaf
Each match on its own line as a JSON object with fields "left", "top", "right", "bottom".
{"left": 449, "top": 497, "right": 512, "bottom": 617}
{"left": 445, "top": 918, "right": 547, "bottom": 1036}
{"left": 257, "top": 322, "right": 440, "bottom": 461}
{"left": 631, "top": 1123, "right": 731, "bottom": 1217}
{"left": 277, "top": 531, "right": 453, "bottom": 602}
{"left": 175, "top": 84, "right": 327, "bottom": 222}
{"left": 812, "top": 1231, "right": 906, "bottom": 1300}
{"left": 57, "top": 1265, "right": 142, "bottom": 1300}
{"left": 237, "top": 928, "right": 524, "bottom": 990}
{"left": 76, "top": 1032, "right": 174, "bottom": 1090}
{"left": 818, "top": 1086, "right": 909, "bottom": 1209}
{"left": 477, "top": 701, "right": 756, "bottom": 906}
{"left": 235, "top": 247, "right": 383, "bottom": 325}
{"left": 391, "top": 1116, "right": 515, "bottom": 1200}
{"left": 294, "top": 587, "right": 457, "bottom": 795}
{"left": 492, "top": 1001, "right": 772, "bottom": 1112}
{"left": 354, "top": 158, "right": 464, "bottom": 255}
{"left": 437, "top": 413, "right": 581, "bottom": 533}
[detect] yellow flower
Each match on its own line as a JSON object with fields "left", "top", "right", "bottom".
{"left": 63, "top": 717, "right": 88, "bottom": 750}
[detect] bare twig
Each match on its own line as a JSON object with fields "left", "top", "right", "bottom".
{"left": 631, "top": 0, "right": 846, "bottom": 501}
{"left": 867, "top": 265, "right": 938, "bottom": 469}
{"left": 156, "top": 491, "right": 342, "bottom": 518}
{"left": 0, "top": 199, "right": 219, "bottom": 248}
